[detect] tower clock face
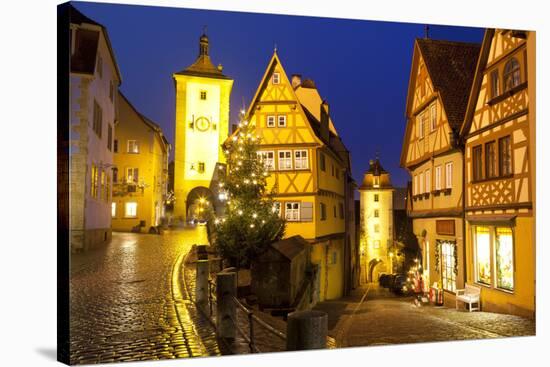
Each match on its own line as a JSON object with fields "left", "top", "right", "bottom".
{"left": 195, "top": 116, "right": 210, "bottom": 132}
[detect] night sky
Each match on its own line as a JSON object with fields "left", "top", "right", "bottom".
{"left": 73, "top": 1, "right": 484, "bottom": 187}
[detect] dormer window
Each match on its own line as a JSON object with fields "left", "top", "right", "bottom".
{"left": 373, "top": 176, "right": 380, "bottom": 188}
{"left": 503, "top": 57, "right": 521, "bottom": 91}
{"left": 272, "top": 73, "right": 280, "bottom": 84}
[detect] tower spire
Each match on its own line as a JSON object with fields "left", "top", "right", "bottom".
{"left": 424, "top": 24, "right": 430, "bottom": 39}
{"left": 199, "top": 28, "right": 209, "bottom": 56}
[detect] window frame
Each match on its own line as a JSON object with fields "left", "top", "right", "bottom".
{"left": 374, "top": 194, "right": 379, "bottom": 202}
{"left": 425, "top": 168, "right": 431, "bottom": 194}
{"left": 257, "top": 151, "right": 275, "bottom": 171}
{"left": 445, "top": 162, "right": 453, "bottom": 189}
{"left": 498, "top": 135, "right": 512, "bottom": 177}
{"left": 285, "top": 202, "right": 300, "bottom": 221}
{"left": 418, "top": 111, "right": 425, "bottom": 139}
{"left": 490, "top": 69, "right": 501, "bottom": 98}
{"left": 320, "top": 202, "right": 327, "bottom": 221}
{"left": 472, "top": 145, "right": 483, "bottom": 181}
{"left": 266, "top": 115, "right": 276, "bottom": 128}
{"left": 272, "top": 72, "right": 280, "bottom": 84}
{"left": 503, "top": 57, "right": 521, "bottom": 92}
{"left": 124, "top": 202, "right": 138, "bottom": 218}
{"left": 435, "top": 165, "right": 442, "bottom": 191}
{"left": 430, "top": 103, "right": 437, "bottom": 132}
{"left": 319, "top": 152, "right": 326, "bottom": 171}
{"left": 127, "top": 140, "right": 139, "bottom": 154}
{"left": 126, "top": 167, "right": 139, "bottom": 184}
{"left": 485, "top": 141, "right": 497, "bottom": 179}
{"left": 294, "top": 150, "right": 309, "bottom": 170}
{"left": 111, "top": 202, "right": 117, "bottom": 218}
{"left": 200, "top": 90, "right": 207, "bottom": 100}
{"left": 277, "top": 115, "right": 287, "bottom": 127}
{"left": 278, "top": 150, "right": 293, "bottom": 171}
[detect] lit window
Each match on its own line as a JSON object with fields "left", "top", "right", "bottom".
{"left": 445, "top": 162, "right": 453, "bottom": 189}
{"left": 294, "top": 150, "right": 308, "bottom": 169}
{"left": 373, "top": 176, "right": 380, "bottom": 188}
{"left": 374, "top": 194, "right": 379, "bottom": 202}
{"left": 278, "top": 150, "right": 292, "bottom": 170}
{"left": 272, "top": 72, "right": 280, "bottom": 84}
{"left": 127, "top": 168, "right": 139, "bottom": 183}
{"left": 100, "top": 169, "right": 105, "bottom": 200}
{"left": 257, "top": 151, "right": 275, "bottom": 170}
{"left": 267, "top": 115, "right": 275, "bottom": 128}
{"left": 272, "top": 202, "right": 281, "bottom": 216}
{"left": 503, "top": 57, "right": 521, "bottom": 91}
{"left": 112, "top": 167, "right": 118, "bottom": 183}
{"left": 374, "top": 209, "right": 379, "bottom": 218}
{"left": 125, "top": 202, "right": 137, "bottom": 218}
{"left": 111, "top": 202, "right": 116, "bottom": 218}
{"left": 495, "top": 227, "right": 514, "bottom": 290}
{"left": 200, "top": 90, "right": 207, "bottom": 100}
{"left": 441, "top": 241, "right": 456, "bottom": 292}
{"left": 278, "top": 115, "right": 287, "bottom": 127}
{"left": 285, "top": 202, "right": 300, "bottom": 221}
{"left": 475, "top": 226, "right": 491, "bottom": 285}
{"left": 127, "top": 140, "right": 139, "bottom": 154}
{"left": 435, "top": 166, "right": 442, "bottom": 190}
{"left": 90, "top": 163, "right": 98, "bottom": 198}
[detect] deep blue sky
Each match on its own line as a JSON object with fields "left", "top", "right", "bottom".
{"left": 73, "top": 1, "right": 484, "bottom": 187}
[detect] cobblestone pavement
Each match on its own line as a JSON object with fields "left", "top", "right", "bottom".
{"left": 69, "top": 227, "right": 221, "bottom": 364}
{"left": 314, "top": 284, "right": 535, "bottom": 348}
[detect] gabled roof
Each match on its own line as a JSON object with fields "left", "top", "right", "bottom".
{"left": 415, "top": 38, "right": 481, "bottom": 130}
{"left": 270, "top": 235, "right": 307, "bottom": 260}
{"left": 460, "top": 29, "right": 496, "bottom": 138}
{"left": 229, "top": 51, "right": 349, "bottom": 166}
{"left": 68, "top": 4, "right": 122, "bottom": 84}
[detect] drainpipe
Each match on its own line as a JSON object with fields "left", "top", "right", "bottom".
{"left": 460, "top": 130, "right": 467, "bottom": 288}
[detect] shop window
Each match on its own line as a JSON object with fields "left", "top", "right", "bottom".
{"left": 495, "top": 227, "right": 514, "bottom": 290}
{"left": 474, "top": 226, "right": 491, "bottom": 285}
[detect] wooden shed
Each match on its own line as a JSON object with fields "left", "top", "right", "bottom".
{"left": 251, "top": 236, "right": 308, "bottom": 308}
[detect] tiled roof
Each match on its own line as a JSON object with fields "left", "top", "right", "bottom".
{"left": 366, "top": 158, "right": 387, "bottom": 175}
{"left": 174, "top": 55, "right": 231, "bottom": 79}
{"left": 417, "top": 38, "right": 481, "bottom": 130}
{"left": 271, "top": 236, "right": 307, "bottom": 260}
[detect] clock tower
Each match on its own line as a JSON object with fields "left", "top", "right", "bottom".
{"left": 172, "top": 32, "right": 234, "bottom": 222}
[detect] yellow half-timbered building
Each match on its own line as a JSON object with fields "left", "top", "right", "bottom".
{"left": 230, "top": 51, "right": 355, "bottom": 301}
{"left": 460, "top": 29, "right": 535, "bottom": 318}
{"left": 401, "top": 39, "right": 480, "bottom": 305}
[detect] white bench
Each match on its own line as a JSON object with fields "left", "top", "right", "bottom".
{"left": 456, "top": 284, "right": 481, "bottom": 312}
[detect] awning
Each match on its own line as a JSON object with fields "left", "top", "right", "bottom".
{"left": 466, "top": 214, "right": 516, "bottom": 225}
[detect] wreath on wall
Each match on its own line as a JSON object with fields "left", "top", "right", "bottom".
{"left": 435, "top": 240, "right": 458, "bottom": 275}
{"left": 434, "top": 242, "right": 440, "bottom": 273}
{"left": 453, "top": 243, "right": 458, "bottom": 275}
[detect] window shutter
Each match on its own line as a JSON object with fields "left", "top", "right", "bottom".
{"left": 301, "top": 202, "right": 313, "bottom": 222}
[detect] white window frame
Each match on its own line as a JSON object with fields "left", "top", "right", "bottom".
{"left": 257, "top": 151, "right": 275, "bottom": 170}
{"left": 127, "top": 140, "right": 139, "bottom": 154}
{"left": 435, "top": 165, "right": 442, "bottom": 191}
{"left": 124, "top": 202, "right": 138, "bottom": 218}
{"left": 419, "top": 171, "right": 424, "bottom": 194}
{"left": 266, "top": 115, "right": 275, "bottom": 128}
{"left": 285, "top": 202, "right": 300, "bottom": 221}
{"left": 294, "top": 150, "right": 308, "bottom": 169}
{"left": 278, "top": 115, "right": 287, "bottom": 127}
{"left": 425, "top": 169, "right": 431, "bottom": 193}
{"left": 278, "top": 150, "right": 292, "bottom": 170}
{"left": 272, "top": 72, "right": 280, "bottom": 84}
{"left": 445, "top": 162, "right": 453, "bottom": 189}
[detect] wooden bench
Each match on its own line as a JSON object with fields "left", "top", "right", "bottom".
{"left": 455, "top": 284, "right": 481, "bottom": 312}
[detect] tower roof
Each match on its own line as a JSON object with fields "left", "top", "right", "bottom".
{"left": 359, "top": 157, "right": 392, "bottom": 190}
{"left": 366, "top": 158, "right": 387, "bottom": 175}
{"left": 174, "top": 32, "right": 231, "bottom": 80}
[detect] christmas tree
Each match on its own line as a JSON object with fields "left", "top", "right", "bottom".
{"left": 209, "top": 115, "right": 285, "bottom": 267}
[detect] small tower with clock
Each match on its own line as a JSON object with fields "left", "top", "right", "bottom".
{"left": 172, "top": 31, "right": 234, "bottom": 222}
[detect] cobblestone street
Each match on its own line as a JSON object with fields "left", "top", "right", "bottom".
{"left": 69, "top": 227, "right": 220, "bottom": 364}
{"left": 314, "top": 284, "right": 535, "bottom": 348}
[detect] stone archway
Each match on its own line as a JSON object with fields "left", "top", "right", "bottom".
{"left": 368, "top": 258, "right": 385, "bottom": 283}
{"left": 186, "top": 186, "right": 215, "bottom": 221}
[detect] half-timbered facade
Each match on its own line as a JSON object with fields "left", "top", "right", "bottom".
{"left": 460, "top": 29, "right": 535, "bottom": 318}
{"left": 401, "top": 39, "right": 480, "bottom": 305}
{"left": 230, "top": 51, "right": 355, "bottom": 301}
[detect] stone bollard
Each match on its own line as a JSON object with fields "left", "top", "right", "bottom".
{"left": 286, "top": 310, "right": 328, "bottom": 351}
{"left": 195, "top": 259, "right": 209, "bottom": 309}
{"left": 216, "top": 272, "right": 237, "bottom": 340}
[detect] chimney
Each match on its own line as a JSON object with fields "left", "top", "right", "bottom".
{"left": 320, "top": 100, "right": 330, "bottom": 142}
{"left": 291, "top": 74, "right": 302, "bottom": 89}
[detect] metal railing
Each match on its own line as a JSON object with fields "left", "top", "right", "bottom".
{"left": 206, "top": 277, "right": 286, "bottom": 353}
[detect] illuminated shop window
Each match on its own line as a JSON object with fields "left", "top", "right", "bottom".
{"left": 111, "top": 202, "right": 116, "bottom": 218}
{"left": 441, "top": 241, "right": 456, "bottom": 292}
{"left": 496, "top": 227, "right": 514, "bottom": 290}
{"left": 475, "top": 226, "right": 491, "bottom": 285}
